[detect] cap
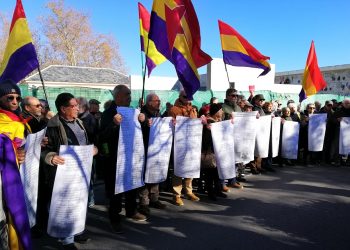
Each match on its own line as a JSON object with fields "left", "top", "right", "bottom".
{"left": 209, "top": 103, "right": 222, "bottom": 116}
{"left": 325, "top": 100, "right": 333, "bottom": 106}
{"left": 0, "top": 79, "right": 21, "bottom": 98}
{"left": 254, "top": 94, "right": 265, "bottom": 101}
{"left": 89, "top": 99, "right": 101, "bottom": 105}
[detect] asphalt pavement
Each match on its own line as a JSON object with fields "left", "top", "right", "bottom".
{"left": 33, "top": 164, "right": 350, "bottom": 250}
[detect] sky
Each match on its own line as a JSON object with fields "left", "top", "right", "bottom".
{"left": 0, "top": 0, "right": 349, "bottom": 77}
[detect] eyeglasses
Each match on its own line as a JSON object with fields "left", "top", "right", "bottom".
{"left": 6, "top": 95, "right": 21, "bottom": 102}
{"left": 228, "top": 94, "right": 237, "bottom": 97}
{"left": 181, "top": 95, "right": 187, "bottom": 99}
{"left": 31, "top": 104, "right": 42, "bottom": 108}
{"left": 259, "top": 99, "right": 265, "bottom": 102}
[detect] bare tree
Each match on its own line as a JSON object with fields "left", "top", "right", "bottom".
{"left": 40, "top": 0, "right": 127, "bottom": 73}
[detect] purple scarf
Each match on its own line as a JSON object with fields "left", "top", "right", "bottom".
{"left": 0, "top": 134, "right": 32, "bottom": 250}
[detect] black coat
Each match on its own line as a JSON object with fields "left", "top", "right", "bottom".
{"left": 99, "top": 102, "right": 121, "bottom": 197}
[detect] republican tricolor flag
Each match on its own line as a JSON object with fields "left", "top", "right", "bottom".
{"left": 218, "top": 20, "right": 271, "bottom": 77}
{"left": 149, "top": 0, "right": 212, "bottom": 100}
{"left": 299, "top": 41, "right": 327, "bottom": 102}
{"left": 138, "top": 2, "right": 166, "bottom": 76}
{"left": 0, "top": 0, "right": 39, "bottom": 83}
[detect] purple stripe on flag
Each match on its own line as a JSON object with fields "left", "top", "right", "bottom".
{"left": 0, "top": 134, "right": 32, "bottom": 250}
{"left": 149, "top": 12, "right": 171, "bottom": 60}
{"left": 222, "top": 50, "right": 269, "bottom": 75}
{"left": 299, "top": 88, "right": 307, "bottom": 103}
{"left": 146, "top": 56, "right": 156, "bottom": 77}
{"left": 140, "top": 36, "right": 145, "bottom": 52}
{"left": 172, "top": 48, "right": 200, "bottom": 101}
{"left": 0, "top": 43, "right": 38, "bottom": 83}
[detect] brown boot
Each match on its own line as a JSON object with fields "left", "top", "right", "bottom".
{"left": 173, "top": 196, "right": 184, "bottom": 206}
{"left": 186, "top": 193, "right": 200, "bottom": 201}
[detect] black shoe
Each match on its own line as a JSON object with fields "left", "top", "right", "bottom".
{"left": 62, "top": 243, "right": 78, "bottom": 250}
{"left": 149, "top": 200, "right": 166, "bottom": 209}
{"left": 138, "top": 205, "right": 151, "bottom": 217}
{"left": 74, "top": 233, "right": 91, "bottom": 244}
{"left": 264, "top": 167, "right": 276, "bottom": 172}
{"left": 208, "top": 193, "right": 217, "bottom": 201}
{"left": 251, "top": 169, "right": 261, "bottom": 175}
{"left": 216, "top": 192, "right": 227, "bottom": 198}
{"left": 110, "top": 222, "right": 124, "bottom": 234}
{"left": 31, "top": 226, "right": 43, "bottom": 239}
{"left": 236, "top": 176, "right": 246, "bottom": 182}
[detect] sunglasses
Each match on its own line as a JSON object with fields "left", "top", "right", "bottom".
{"left": 182, "top": 95, "right": 187, "bottom": 99}
{"left": 228, "top": 94, "right": 237, "bottom": 97}
{"left": 6, "top": 95, "right": 21, "bottom": 102}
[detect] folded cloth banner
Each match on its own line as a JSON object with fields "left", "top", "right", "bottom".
{"left": 308, "top": 113, "right": 327, "bottom": 152}
{"left": 174, "top": 116, "right": 202, "bottom": 178}
{"left": 254, "top": 115, "right": 272, "bottom": 158}
{"left": 211, "top": 120, "right": 236, "bottom": 180}
{"left": 281, "top": 121, "right": 300, "bottom": 160}
{"left": 339, "top": 117, "right": 350, "bottom": 155}
{"left": 145, "top": 117, "right": 173, "bottom": 183}
{"left": 271, "top": 117, "right": 281, "bottom": 158}
{"left": 115, "top": 107, "right": 145, "bottom": 194}
{"left": 48, "top": 145, "right": 93, "bottom": 238}
{"left": 20, "top": 128, "right": 47, "bottom": 228}
{"left": 233, "top": 112, "right": 258, "bottom": 163}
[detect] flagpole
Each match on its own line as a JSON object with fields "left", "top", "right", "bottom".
{"left": 37, "top": 66, "right": 50, "bottom": 109}
{"left": 140, "top": 38, "right": 150, "bottom": 108}
{"left": 224, "top": 62, "right": 231, "bottom": 86}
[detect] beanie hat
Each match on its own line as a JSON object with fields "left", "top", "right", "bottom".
{"left": 199, "top": 104, "right": 210, "bottom": 116}
{"left": 209, "top": 103, "right": 222, "bottom": 116}
{"left": 0, "top": 79, "right": 21, "bottom": 98}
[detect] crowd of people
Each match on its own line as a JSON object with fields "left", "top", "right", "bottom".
{"left": 0, "top": 78, "right": 349, "bottom": 250}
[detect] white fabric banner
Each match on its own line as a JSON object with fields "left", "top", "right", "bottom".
{"left": 281, "top": 121, "right": 300, "bottom": 159}
{"left": 308, "top": 113, "right": 327, "bottom": 152}
{"left": 20, "top": 128, "right": 46, "bottom": 228}
{"left": 174, "top": 116, "right": 202, "bottom": 178}
{"left": 254, "top": 115, "right": 272, "bottom": 158}
{"left": 115, "top": 107, "right": 145, "bottom": 194}
{"left": 145, "top": 117, "right": 173, "bottom": 184}
{"left": 271, "top": 117, "right": 281, "bottom": 158}
{"left": 211, "top": 120, "right": 236, "bottom": 180}
{"left": 339, "top": 117, "right": 350, "bottom": 155}
{"left": 233, "top": 111, "right": 258, "bottom": 163}
{"left": 48, "top": 145, "right": 93, "bottom": 238}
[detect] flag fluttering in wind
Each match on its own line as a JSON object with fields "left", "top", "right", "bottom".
{"left": 138, "top": 2, "right": 166, "bottom": 76}
{"left": 218, "top": 20, "right": 271, "bottom": 77}
{"left": 299, "top": 41, "right": 327, "bottom": 102}
{"left": 149, "top": 0, "right": 212, "bottom": 100}
{"left": 0, "top": 0, "right": 39, "bottom": 83}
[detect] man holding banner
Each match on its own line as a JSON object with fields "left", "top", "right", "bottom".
{"left": 99, "top": 85, "right": 147, "bottom": 233}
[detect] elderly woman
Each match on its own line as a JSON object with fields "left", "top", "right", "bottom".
{"left": 201, "top": 103, "right": 227, "bottom": 201}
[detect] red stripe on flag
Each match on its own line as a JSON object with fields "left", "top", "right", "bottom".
{"left": 10, "top": 0, "right": 26, "bottom": 33}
